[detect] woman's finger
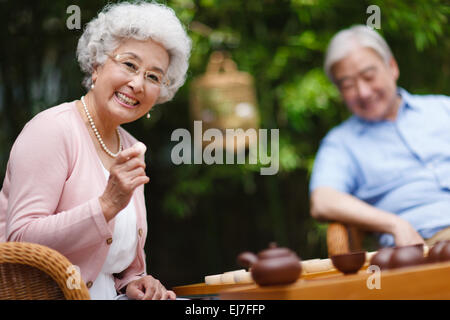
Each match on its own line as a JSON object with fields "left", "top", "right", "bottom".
{"left": 152, "top": 287, "right": 163, "bottom": 300}
{"left": 124, "top": 166, "right": 147, "bottom": 181}
{"left": 161, "top": 290, "right": 176, "bottom": 300}
{"left": 126, "top": 282, "right": 145, "bottom": 300}
{"left": 142, "top": 284, "right": 156, "bottom": 300}
{"left": 115, "top": 149, "right": 141, "bottom": 165}
{"left": 167, "top": 290, "right": 177, "bottom": 300}
{"left": 115, "top": 144, "right": 145, "bottom": 164}
{"left": 161, "top": 290, "right": 170, "bottom": 300}
{"left": 113, "top": 157, "right": 146, "bottom": 174}
{"left": 108, "top": 169, "right": 146, "bottom": 193}
{"left": 130, "top": 175, "right": 150, "bottom": 190}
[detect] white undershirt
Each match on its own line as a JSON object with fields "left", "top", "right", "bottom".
{"left": 89, "top": 164, "right": 138, "bottom": 300}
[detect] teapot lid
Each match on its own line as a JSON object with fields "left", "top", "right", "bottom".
{"left": 257, "top": 242, "right": 296, "bottom": 260}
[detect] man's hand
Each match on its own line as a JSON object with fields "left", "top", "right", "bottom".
{"left": 390, "top": 216, "right": 425, "bottom": 246}
{"left": 310, "top": 187, "right": 425, "bottom": 247}
{"left": 126, "top": 275, "right": 176, "bottom": 300}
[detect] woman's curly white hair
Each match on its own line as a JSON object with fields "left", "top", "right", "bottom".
{"left": 76, "top": 1, "right": 191, "bottom": 104}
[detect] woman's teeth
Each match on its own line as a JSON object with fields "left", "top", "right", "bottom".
{"left": 116, "top": 92, "right": 139, "bottom": 106}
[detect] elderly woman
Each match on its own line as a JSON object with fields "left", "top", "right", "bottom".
{"left": 0, "top": 2, "right": 191, "bottom": 300}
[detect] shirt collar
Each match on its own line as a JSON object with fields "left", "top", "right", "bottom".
{"left": 397, "top": 87, "right": 418, "bottom": 110}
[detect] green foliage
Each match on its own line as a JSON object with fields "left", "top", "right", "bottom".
{"left": 277, "top": 68, "right": 341, "bottom": 132}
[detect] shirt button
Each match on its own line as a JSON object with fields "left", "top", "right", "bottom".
{"left": 138, "top": 228, "right": 143, "bottom": 237}
{"left": 106, "top": 238, "right": 113, "bottom": 245}
{"left": 86, "top": 281, "right": 93, "bottom": 288}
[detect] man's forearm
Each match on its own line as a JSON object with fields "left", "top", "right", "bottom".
{"left": 310, "top": 186, "right": 425, "bottom": 246}
{"left": 310, "top": 186, "right": 400, "bottom": 234}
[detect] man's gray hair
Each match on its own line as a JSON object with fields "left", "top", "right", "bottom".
{"left": 324, "top": 25, "right": 394, "bottom": 82}
{"left": 77, "top": 1, "right": 191, "bottom": 104}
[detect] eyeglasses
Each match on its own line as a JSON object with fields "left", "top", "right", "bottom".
{"left": 108, "top": 53, "right": 170, "bottom": 88}
{"left": 337, "top": 67, "right": 377, "bottom": 92}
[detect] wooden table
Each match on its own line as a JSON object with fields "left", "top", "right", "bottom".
{"left": 173, "top": 265, "right": 358, "bottom": 298}
{"left": 173, "top": 261, "right": 450, "bottom": 300}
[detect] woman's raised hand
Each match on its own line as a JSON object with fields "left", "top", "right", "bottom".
{"left": 99, "top": 142, "right": 148, "bottom": 222}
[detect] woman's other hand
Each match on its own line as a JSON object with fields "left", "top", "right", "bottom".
{"left": 126, "top": 275, "right": 176, "bottom": 300}
{"left": 99, "top": 144, "right": 149, "bottom": 222}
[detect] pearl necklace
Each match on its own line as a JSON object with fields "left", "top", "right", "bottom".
{"left": 81, "top": 96, "right": 123, "bottom": 158}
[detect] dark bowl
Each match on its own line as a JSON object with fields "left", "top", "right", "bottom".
{"left": 427, "top": 240, "right": 450, "bottom": 263}
{"left": 439, "top": 242, "right": 450, "bottom": 262}
{"left": 390, "top": 245, "right": 425, "bottom": 269}
{"left": 331, "top": 251, "right": 366, "bottom": 275}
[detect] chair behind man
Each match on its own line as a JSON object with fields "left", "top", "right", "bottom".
{"left": 0, "top": 242, "right": 90, "bottom": 300}
{"left": 327, "top": 222, "right": 366, "bottom": 256}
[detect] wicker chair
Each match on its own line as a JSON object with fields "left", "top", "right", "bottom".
{"left": 326, "top": 222, "right": 366, "bottom": 256}
{"left": 0, "top": 242, "right": 90, "bottom": 300}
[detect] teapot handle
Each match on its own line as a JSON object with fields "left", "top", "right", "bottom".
{"left": 237, "top": 252, "right": 258, "bottom": 269}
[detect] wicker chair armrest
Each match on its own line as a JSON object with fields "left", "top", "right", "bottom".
{"left": 0, "top": 242, "right": 90, "bottom": 300}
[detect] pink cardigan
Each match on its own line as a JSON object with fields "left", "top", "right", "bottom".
{"left": 0, "top": 101, "right": 148, "bottom": 292}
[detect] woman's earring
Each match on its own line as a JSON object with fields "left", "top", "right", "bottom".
{"left": 146, "top": 113, "right": 151, "bottom": 119}
{"left": 91, "top": 83, "right": 95, "bottom": 90}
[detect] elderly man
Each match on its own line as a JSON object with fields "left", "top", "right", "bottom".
{"left": 309, "top": 25, "right": 450, "bottom": 248}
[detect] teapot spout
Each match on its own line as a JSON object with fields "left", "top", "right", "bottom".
{"left": 237, "top": 252, "right": 258, "bottom": 269}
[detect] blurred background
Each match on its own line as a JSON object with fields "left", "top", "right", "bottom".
{"left": 0, "top": 0, "right": 448, "bottom": 288}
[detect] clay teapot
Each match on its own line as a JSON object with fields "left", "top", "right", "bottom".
{"left": 236, "top": 242, "right": 302, "bottom": 286}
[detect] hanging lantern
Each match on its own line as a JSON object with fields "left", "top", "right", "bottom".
{"left": 189, "top": 51, "right": 260, "bottom": 153}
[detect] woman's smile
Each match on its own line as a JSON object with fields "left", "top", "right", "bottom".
{"left": 114, "top": 91, "right": 140, "bottom": 109}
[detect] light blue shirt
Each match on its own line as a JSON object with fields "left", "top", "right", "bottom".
{"left": 309, "top": 88, "right": 450, "bottom": 246}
